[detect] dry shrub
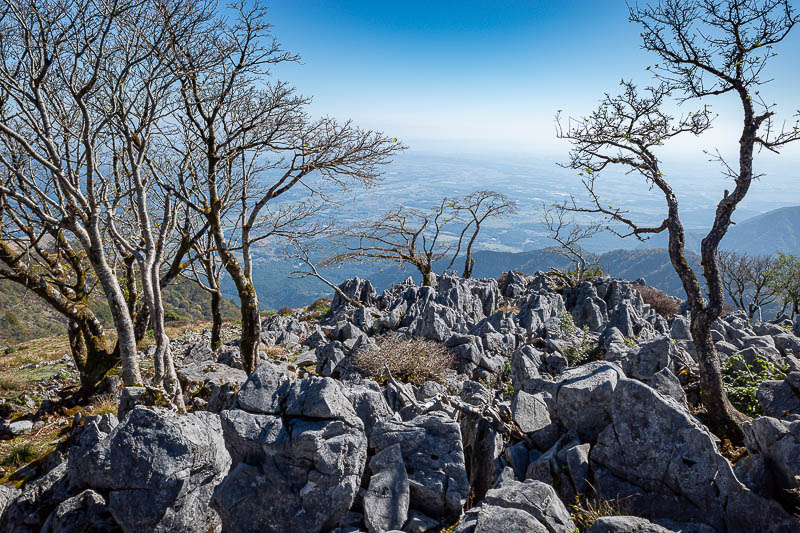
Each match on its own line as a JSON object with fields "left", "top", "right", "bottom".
{"left": 354, "top": 335, "right": 454, "bottom": 386}
{"left": 634, "top": 284, "right": 680, "bottom": 319}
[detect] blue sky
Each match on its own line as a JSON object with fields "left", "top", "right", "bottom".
{"left": 264, "top": 1, "right": 800, "bottom": 162}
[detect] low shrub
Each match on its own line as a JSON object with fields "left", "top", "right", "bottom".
{"left": 278, "top": 306, "right": 294, "bottom": 317}
{"left": 722, "top": 353, "right": 785, "bottom": 417}
{"left": 309, "top": 297, "right": 332, "bottom": 313}
{"left": 354, "top": 335, "right": 454, "bottom": 386}
{"left": 634, "top": 284, "right": 680, "bottom": 319}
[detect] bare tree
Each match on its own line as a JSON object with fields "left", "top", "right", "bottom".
{"left": 325, "top": 198, "right": 460, "bottom": 287}
{"left": 717, "top": 250, "right": 776, "bottom": 322}
{"left": 327, "top": 191, "right": 514, "bottom": 286}
{"left": 557, "top": 0, "right": 800, "bottom": 440}
{"left": 456, "top": 191, "right": 518, "bottom": 278}
{"left": 0, "top": 0, "right": 153, "bottom": 386}
{"left": 288, "top": 238, "right": 361, "bottom": 308}
{"left": 0, "top": 185, "right": 119, "bottom": 393}
{"left": 161, "top": 2, "right": 402, "bottom": 373}
{"left": 543, "top": 202, "right": 604, "bottom": 286}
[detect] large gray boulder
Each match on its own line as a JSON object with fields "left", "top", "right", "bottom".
{"left": 176, "top": 361, "right": 248, "bottom": 413}
{"left": 518, "top": 293, "right": 565, "bottom": 335}
{"left": 341, "top": 379, "right": 393, "bottom": 439}
{"left": 213, "top": 363, "right": 367, "bottom": 533}
{"left": 454, "top": 479, "right": 575, "bottom": 533}
{"left": 551, "top": 362, "right": 624, "bottom": 441}
{"left": 757, "top": 372, "right": 800, "bottom": 419}
{"left": 591, "top": 378, "right": 799, "bottom": 532}
{"left": 363, "top": 444, "right": 410, "bottom": 533}
{"left": 40, "top": 490, "right": 121, "bottom": 533}
{"left": 742, "top": 416, "right": 800, "bottom": 507}
{"left": 370, "top": 414, "right": 470, "bottom": 521}
{"left": 71, "top": 407, "right": 231, "bottom": 533}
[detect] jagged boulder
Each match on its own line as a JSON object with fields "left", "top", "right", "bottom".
{"left": 363, "top": 444, "right": 410, "bottom": 533}
{"left": 176, "top": 361, "right": 248, "bottom": 412}
{"left": 757, "top": 372, "right": 800, "bottom": 419}
{"left": 1, "top": 461, "right": 72, "bottom": 533}
{"left": 518, "top": 292, "right": 565, "bottom": 335}
{"left": 742, "top": 416, "right": 800, "bottom": 507}
{"left": 333, "top": 277, "right": 378, "bottom": 310}
{"left": 591, "top": 378, "right": 799, "bottom": 532}
{"left": 370, "top": 414, "right": 470, "bottom": 521}
{"left": 213, "top": 363, "right": 367, "bottom": 533}
{"left": 547, "top": 362, "right": 624, "bottom": 442}
{"left": 68, "top": 407, "right": 231, "bottom": 533}
{"left": 40, "top": 490, "right": 120, "bottom": 533}
{"left": 454, "top": 479, "right": 575, "bottom": 533}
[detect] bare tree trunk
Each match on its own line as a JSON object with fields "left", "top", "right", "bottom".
{"left": 210, "top": 219, "right": 261, "bottom": 373}
{"left": 664, "top": 198, "right": 746, "bottom": 442}
{"left": 421, "top": 264, "right": 433, "bottom": 287}
{"left": 89, "top": 245, "right": 143, "bottom": 387}
{"left": 237, "top": 284, "right": 261, "bottom": 374}
{"left": 67, "top": 320, "right": 119, "bottom": 394}
{"left": 691, "top": 315, "right": 746, "bottom": 440}
{"left": 462, "top": 233, "right": 478, "bottom": 279}
{"left": 210, "top": 289, "right": 223, "bottom": 351}
{"left": 149, "top": 268, "right": 185, "bottom": 410}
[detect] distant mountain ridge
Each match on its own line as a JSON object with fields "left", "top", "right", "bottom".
{"left": 637, "top": 205, "right": 800, "bottom": 255}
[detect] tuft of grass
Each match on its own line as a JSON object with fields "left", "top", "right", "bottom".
{"left": 1, "top": 443, "right": 37, "bottom": 467}
{"left": 354, "top": 335, "right": 454, "bottom": 386}
{"left": 87, "top": 394, "right": 118, "bottom": 417}
{"left": 262, "top": 345, "right": 287, "bottom": 360}
{"left": 0, "top": 376, "right": 22, "bottom": 392}
{"left": 570, "top": 491, "right": 631, "bottom": 531}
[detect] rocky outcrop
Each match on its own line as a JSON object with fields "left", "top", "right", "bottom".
{"left": 71, "top": 407, "right": 231, "bottom": 533}
{"left": 6, "top": 272, "right": 800, "bottom": 533}
{"left": 213, "top": 363, "right": 367, "bottom": 533}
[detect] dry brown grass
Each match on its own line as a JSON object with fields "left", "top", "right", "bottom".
{"left": 353, "top": 335, "right": 454, "bottom": 386}
{"left": 634, "top": 284, "right": 681, "bottom": 319}
{"left": 261, "top": 345, "right": 287, "bottom": 360}
{"left": 570, "top": 490, "right": 632, "bottom": 531}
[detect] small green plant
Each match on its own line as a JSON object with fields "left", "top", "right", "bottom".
{"left": 622, "top": 336, "right": 637, "bottom": 348}
{"left": 559, "top": 311, "right": 578, "bottom": 337}
{"left": 564, "top": 325, "right": 594, "bottom": 366}
{"left": 723, "top": 353, "right": 786, "bottom": 417}
{"left": 309, "top": 297, "right": 333, "bottom": 314}
{"left": 558, "top": 312, "right": 596, "bottom": 366}
{"left": 261, "top": 309, "right": 276, "bottom": 317}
